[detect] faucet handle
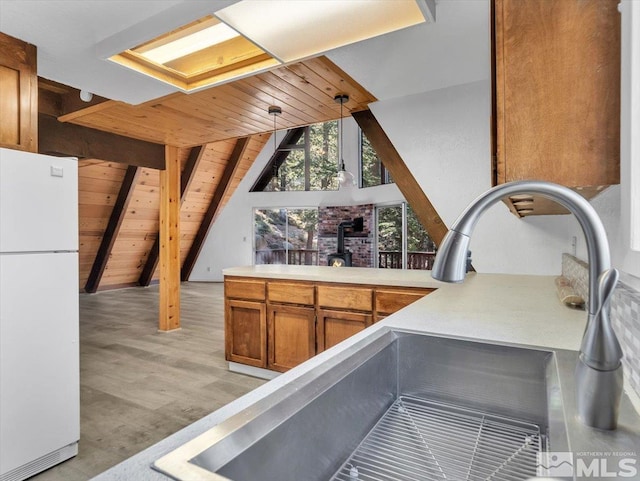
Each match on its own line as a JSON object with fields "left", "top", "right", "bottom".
{"left": 579, "top": 268, "right": 622, "bottom": 371}
{"left": 595, "top": 268, "right": 619, "bottom": 316}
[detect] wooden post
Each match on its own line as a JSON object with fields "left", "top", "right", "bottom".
{"left": 159, "top": 145, "right": 181, "bottom": 331}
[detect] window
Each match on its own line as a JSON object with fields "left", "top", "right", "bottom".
{"left": 360, "top": 130, "right": 393, "bottom": 188}
{"left": 254, "top": 208, "right": 318, "bottom": 265}
{"left": 376, "top": 203, "right": 435, "bottom": 270}
{"left": 252, "top": 121, "right": 338, "bottom": 192}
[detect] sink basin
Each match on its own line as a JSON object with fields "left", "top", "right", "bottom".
{"left": 153, "top": 329, "right": 569, "bottom": 480}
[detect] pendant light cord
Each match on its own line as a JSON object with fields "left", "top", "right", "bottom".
{"left": 340, "top": 97, "right": 344, "bottom": 170}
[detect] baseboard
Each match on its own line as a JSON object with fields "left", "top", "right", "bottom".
{"left": 228, "top": 362, "right": 280, "bottom": 380}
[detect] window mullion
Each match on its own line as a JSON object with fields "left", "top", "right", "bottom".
{"left": 304, "top": 126, "right": 311, "bottom": 191}
{"left": 402, "top": 202, "right": 408, "bottom": 269}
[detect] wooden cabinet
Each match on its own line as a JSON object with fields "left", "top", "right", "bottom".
{"left": 225, "top": 299, "right": 266, "bottom": 367}
{"left": 317, "top": 285, "right": 373, "bottom": 312}
{"left": 374, "top": 287, "right": 434, "bottom": 322}
{"left": 267, "top": 304, "right": 315, "bottom": 372}
{"left": 493, "top": 0, "right": 620, "bottom": 216}
{"left": 316, "top": 309, "right": 372, "bottom": 352}
{"left": 225, "top": 279, "right": 266, "bottom": 367}
{"left": 267, "top": 280, "right": 316, "bottom": 372}
{"left": 0, "top": 32, "right": 37, "bottom": 152}
{"left": 224, "top": 276, "right": 434, "bottom": 372}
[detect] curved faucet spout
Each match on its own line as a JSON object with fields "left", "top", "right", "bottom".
{"left": 432, "top": 180, "right": 623, "bottom": 430}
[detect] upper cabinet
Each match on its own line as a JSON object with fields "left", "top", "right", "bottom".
{"left": 493, "top": 0, "right": 621, "bottom": 216}
{"left": 0, "top": 32, "right": 37, "bottom": 153}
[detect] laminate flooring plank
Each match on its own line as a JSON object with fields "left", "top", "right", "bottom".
{"left": 30, "top": 282, "right": 266, "bottom": 481}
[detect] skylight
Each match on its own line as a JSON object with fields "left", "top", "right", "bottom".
{"left": 109, "top": 1, "right": 434, "bottom": 92}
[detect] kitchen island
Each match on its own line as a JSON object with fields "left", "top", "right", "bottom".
{"left": 223, "top": 265, "right": 442, "bottom": 376}
{"left": 92, "top": 271, "right": 640, "bottom": 480}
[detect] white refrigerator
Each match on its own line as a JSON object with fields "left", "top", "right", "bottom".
{"left": 0, "top": 148, "right": 80, "bottom": 481}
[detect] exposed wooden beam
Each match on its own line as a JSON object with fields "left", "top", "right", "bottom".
{"left": 38, "top": 113, "right": 165, "bottom": 169}
{"left": 159, "top": 145, "right": 181, "bottom": 331}
{"left": 39, "top": 77, "right": 111, "bottom": 119}
{"left": 250, "top": 127, "right": 306, "bottom": 191}
{"left": 139, "top": 145, "right": 206, "bottom": 287}
{"left": 181, "top": 136, "right": 250, "bottom": 281}
{"left": 84, "top": 165, "right": 140, "bottom": 293}
{"left": 352, "top": 109, "right": 449, "bottom": 246}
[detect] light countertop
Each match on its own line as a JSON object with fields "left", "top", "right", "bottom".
{"left": 92, "top": 271, "right": 637, "bottom": 480}
{"left": 223, "top": 264, "right": 447, "bottom": 289}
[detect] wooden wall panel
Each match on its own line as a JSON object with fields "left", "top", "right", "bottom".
{"left": 100, "top": 168, "right": 160, "bottom": 287}
{"left": 78, "top": 160, "right": 127, "bottom": 288}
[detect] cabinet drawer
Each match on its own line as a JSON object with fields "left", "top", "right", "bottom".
{"left": 375, "top": 288, "right": 433, "bottom": 315}
{"left": 268, "top": 281, "right": 315, "bottom": 305}
{"left": 225, "top": 278, "right": 266, "bottom": 301}
{"left": 317, "top": 285, "right": 372, "bottom": 312}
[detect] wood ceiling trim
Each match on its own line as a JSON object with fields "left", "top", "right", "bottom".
{"left": 139, "top": 144, "right": 206, "bottom": 287}
{"left": 58, "top": 100, "right": 119, "bottom": 123}
{"left": 181, "top": 136, "right": 250, "bottom": 281}
{"left": 84, "top": 165, "right": 140, "bottom": 293}
{"left": 352, "top": 109, "right": 449, "bottom": 246}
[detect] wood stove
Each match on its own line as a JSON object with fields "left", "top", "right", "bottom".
{"left": 327, "top": 217, "right": 363, "bottom": 267}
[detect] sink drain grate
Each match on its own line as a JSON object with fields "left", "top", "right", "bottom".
{"left": 330, "top": 396, "right": 545, "bottom": 481}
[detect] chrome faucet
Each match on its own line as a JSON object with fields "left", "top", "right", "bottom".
{"left": 432, "top": 180, "right": 623, "bottom": 430}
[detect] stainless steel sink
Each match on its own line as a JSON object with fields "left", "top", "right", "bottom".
{"left": 153, "top": 329, "right": 570, "bottom": 480}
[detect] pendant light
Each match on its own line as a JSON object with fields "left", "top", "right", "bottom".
{"left": 268, "top": 105, "right": 282, "bottom": 190}
{"left": 334, "top": 94, "right": 355, "bottom": 188}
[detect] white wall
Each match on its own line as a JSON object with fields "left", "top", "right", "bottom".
{"left": 369, "top": 80, "right": 579, "bottom": 276}
{"left": 189, "top": 120, "right": 406, "bottom": 281}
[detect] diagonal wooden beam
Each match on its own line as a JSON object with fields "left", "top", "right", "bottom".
{"left": 138, "top": 145, "right": 206, "bottom": 286}
{"left": 38, "top": 113, "right": 165, "bottom": 169}
{"left": 352, "top": 109, "right": 449, "bottom": 246}
{"left": 84, "top": 165, "right": 140, "bottom": 293}
{"left": 250, "top": 127, "right": 306, "bottom": 191}
{"left": 181, "top": 136, "right": 250, "bottom": 281}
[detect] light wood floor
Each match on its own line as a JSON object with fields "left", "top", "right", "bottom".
{"left": 31, "top": 282, "right": 266, "bottom": 481}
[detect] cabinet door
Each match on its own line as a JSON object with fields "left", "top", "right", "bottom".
{"left": 494, "top": 0, "right": 620, "bottom": 191}
{"left": 225, "top": 299, "right": 266, "bottom": 368}
{"left": 267, "top": 304, "right": 316, "bottom": 372}
{"left": 0, "top": 33, "right": 37, "bottom": 152}
{"left": 316, "top": 309, "right": 373, "bottom": 353}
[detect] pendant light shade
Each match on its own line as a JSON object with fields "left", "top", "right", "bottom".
{"left": 335, "top": 94, "right": 355, "bottom": 188}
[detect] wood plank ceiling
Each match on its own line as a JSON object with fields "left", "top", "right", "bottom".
{"left": 61, "top": 56, "right": 376, "bottom": 147}
{"left": 39, "top": 56, "right": 377, "bottom": 291}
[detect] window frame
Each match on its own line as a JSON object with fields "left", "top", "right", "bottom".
{"left": 359, "top": 128, "right": 393, "bottom": 188}
{"left": 251, "top": 121, "right": 339, "bottom": 192}
{"left": 252, "top": 206, "right": 319, "bottom": 266}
